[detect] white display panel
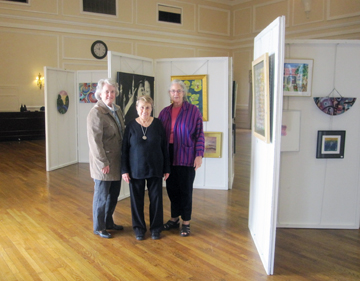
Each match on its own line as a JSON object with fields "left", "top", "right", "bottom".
{"left": 279, "top": 40, "right": 360, "bottom": 229}
{"left": 77, "top": 70, "right": 107, "bottom": 163}
{"left": 248, "top": 16, "right": 285, "bottom": 275}
{"left": 45, "top": 67, "right": 77, "bottom": 171}
{"left": 155, "top": 57, "right": 233, "bottom": 190}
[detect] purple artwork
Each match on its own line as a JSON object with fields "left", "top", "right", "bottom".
{"left": 313, "top": 97, "right": 356, "bottom": 116}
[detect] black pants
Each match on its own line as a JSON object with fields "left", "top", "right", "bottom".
{"left": 129, "top": 177, "right": 163, "bottom": 233}
{"left": 167, "top": 144, "right": 196, "bottom": 221}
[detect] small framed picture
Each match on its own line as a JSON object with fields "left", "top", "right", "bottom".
{"left": 252, "top": 53, "right": 270, "bottom": 143}
{"left": 283, "top": 59, "right": 313, "bottom": 97}
{"left": 316, "top": 130, "right": 345, "bottom": 159}
{"left": 204, "top": 132, "right": 222, "bottom": 158}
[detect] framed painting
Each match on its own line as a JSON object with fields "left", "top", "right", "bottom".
{"left": 252, "top": 53, "right": 270, "bottom": 143}
{"left": 57, "top": 90, "right": 69, "bottom": 114}
{"left": 283, "top": 59, "right": 313, "bottom": 97}
{"left": 79, "top": 83, "right": 97, "bottom": 103}
{"left": 116, "top": 72, "right": 155, "bottom": 125}
{"left": 171, "top": 75, "right": 208, "bottom": 121}
{"left": 204, "top": 132, "right": 222, "bottom": 158}
{"left": 316, "top": 130, "right": 345, "bottom": 159}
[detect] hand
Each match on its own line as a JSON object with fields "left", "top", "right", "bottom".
{"left": 122, "top": 173, "right": 131, "bottom": 183}
{"left": 102, "top": 165, "right": 110, "bottom": 174}
{"left": 164, "top": 173, "right": 170, "bottom": 181}
{"left": 194, "top": 156, "right": 202, "bottom": 171}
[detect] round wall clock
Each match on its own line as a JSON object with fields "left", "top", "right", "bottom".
{"left": 91, "top": 40, "right": 108, "bottom": 59}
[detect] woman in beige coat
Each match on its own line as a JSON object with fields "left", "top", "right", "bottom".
{"left": 87, "top": 78, "right": 125, "bottom": 239}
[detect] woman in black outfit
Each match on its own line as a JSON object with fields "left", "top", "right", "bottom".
{"left": 121, "top": 95, "right": 170, "bottom": 240}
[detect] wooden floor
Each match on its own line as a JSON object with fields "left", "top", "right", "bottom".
{"left": 0, "top": 130, "right": 359, "bottom": 280}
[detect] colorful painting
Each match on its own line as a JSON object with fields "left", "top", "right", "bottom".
{"left": 204, "top": 132, "right": 222, "bottom": 158}
{"left": 79, "top": 83, "right": 97, "bottom": 103}
{"left": 57, "top": 90, "right": 69, "bottom": 114}
{"left": 252, "top": 53, "right": 270, "bottom": 143}
{"left": 116, "top": 72, "right": 155, "bottom": 125}
{"left": 171, "top": 75, "right": 208, "bottom": 121}
{"left": 283, "top": 59, "right": 313, "bottom": 97}
{"left": 313, "top": 97, "right": 356, "bottom": 116}
{"left": 316, "top": 130, "right": 345, "bottom": 159}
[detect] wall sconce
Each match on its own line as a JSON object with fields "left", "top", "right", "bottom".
{"left": 301, "top": 0, "right": 312, "bottom": 18}
{"left": 36, "top": 73, "right": 44, "bottom": 89}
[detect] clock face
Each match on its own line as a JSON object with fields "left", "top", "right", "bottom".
{"left": 91, "top": 40, "right": 108, "bottom": 59}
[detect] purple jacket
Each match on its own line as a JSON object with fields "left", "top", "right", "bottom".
{"left": 158, "top": 101, "right": 204, "bottom": 167}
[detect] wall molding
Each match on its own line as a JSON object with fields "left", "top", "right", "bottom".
{"left": 198, "top": 5, "right": 231, "bottom": 36}
{"left": 0, "top": 13, "right": 232, "bottom": 49}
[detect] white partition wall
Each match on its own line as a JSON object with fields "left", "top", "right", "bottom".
{"left": 278, "top": 40, "right": 360, "bottom": 229}
{"left": 45, "top": 67, "right": 77, "bottom": 171}
{"left": 155, "top": 57, "right": 233, "bottom": 190}
{"left": 248, "top": 16, "right": 285, "bottom": 275}
{"left": 77, "top": 70, "right": 107, "bottom": 163}
{"left": 108, "top": 51, "right": 154, "bottom": 199}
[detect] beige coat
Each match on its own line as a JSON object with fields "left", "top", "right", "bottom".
{"left": 87, "top": 100, "right": 125, "bottom": 181}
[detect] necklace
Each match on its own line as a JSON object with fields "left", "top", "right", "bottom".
{"left": 139, "top": 118, "right": 151, "bottom": 140}
{"left": 140, "top": 124, "right": 147, "bottom": 140}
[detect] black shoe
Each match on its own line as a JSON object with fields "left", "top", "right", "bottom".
{"left": 180, "top": 224, "right": 190, "bottom": 237}
{"left": 163, "top": 218, "right": 180, "bottom": 230}
{"left": 151, "top": 232, "right": 161, "bottom": 240}
{"left": 107, "top": 224, "right": 124, "bottom": 230}
{"left": 136, "top": 234, "right": 144, "bottom": 241}
{"left": 94, "top": 230, "right": 112, "bottom": 238}
{"left": 134, "top": 227, "right": 145, "bottom": 241}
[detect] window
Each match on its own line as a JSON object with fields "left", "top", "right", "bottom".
{"left": 83, "top": 0, "right": 116, "bottom": 16}
{"left": 158, "top": 4, "right": 181, "bottom": 24}
{"left": 2, "top": 0, "right": 28, "bottom": 3}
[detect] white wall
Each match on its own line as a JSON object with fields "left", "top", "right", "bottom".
{"left": 77, "top": 70, "right": 107, "bottom": 163}
{"left": 108, "top": 51, "right": 154, "bottom": 199}
{"left": 155, "top": 57, "right": 233, "bottom": 190}
{"left": 248, "top": 16, "right": 285, "bottom": 275}
{"left": 278, "top": 40, "right": 360, "bottom": 229}
{"left": 45, "top": 67, "right": 77, "bottom": 171}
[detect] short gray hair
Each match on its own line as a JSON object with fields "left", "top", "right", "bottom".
{"left": 95, "top": 78, "right": 119, "bottom": 100}
{"left": 169, "top": 79, "right": 188, "bottom": 102}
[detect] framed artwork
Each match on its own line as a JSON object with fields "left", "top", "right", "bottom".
{"left": 281, "top": 111, "right": 301, "bottom": 152}
{"left": 283, "top": 59, "right": 313, "bottom": 97}
{"left": 232, "top": 81, "right": 238, "bottom": 118}
{"left": 313, "top": 96, "right": 356, "bottom": 116}
{"left": 79, "top": 83, "right": 97, "bottom": 103}
{"left": 116, "top": 72, "right": 155, "bottom": 125}
{"left": 316, "top": 130, "right": 345, "bottom": 159}
{"left": 204, "top": 132, "right": 222, "bottom": 158}
{"left": 57, "top": 90, "right": 69, "bottom": 114}
{"left": 252, "top": 53, "right": 270, "bottom": 143}
{"left": 171, "top": 75, "right": 208, "bottom": 121}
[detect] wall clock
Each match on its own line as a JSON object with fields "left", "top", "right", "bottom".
{"left": 91, "top": 40, "right": 108, "bottom": 59}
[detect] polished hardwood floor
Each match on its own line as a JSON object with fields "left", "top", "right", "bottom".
{"left": 0, "top": 130, "right": 359, "bottom": 280}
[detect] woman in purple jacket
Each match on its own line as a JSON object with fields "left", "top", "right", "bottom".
{"left": 158, "top": 79, "right": 205, "bottom": 237}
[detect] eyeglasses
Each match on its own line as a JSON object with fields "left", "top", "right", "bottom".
{"left": 169, "top": 89, "right": 183, "bottom": 94}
